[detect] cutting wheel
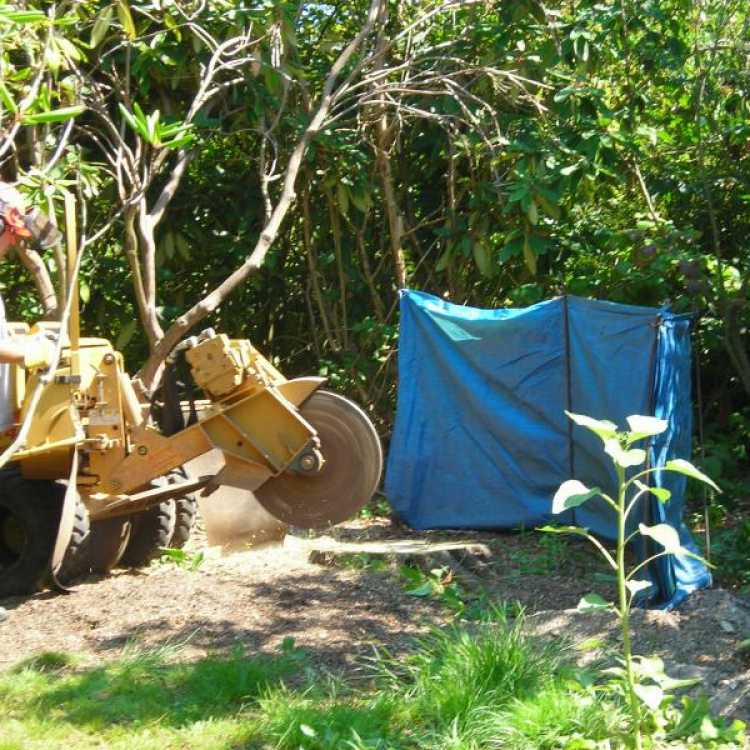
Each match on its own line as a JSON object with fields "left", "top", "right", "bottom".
{"left": 254, "top": 390, "right": 382, "bottom": 528}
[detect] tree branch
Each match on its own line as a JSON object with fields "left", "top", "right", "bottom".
{"left": 136, "top": 0, "right": 387, "bottom": 391}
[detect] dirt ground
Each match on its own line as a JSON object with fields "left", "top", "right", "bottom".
{"left": 1, "top": 519, "right": 750, "bottom": 720}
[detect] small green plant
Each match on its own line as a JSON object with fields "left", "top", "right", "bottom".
{"left": 543, "top": 412, "right": 720, "bottom": 750}
{"left": 358, "top": 494, "right": 392, "bottom": 521}
{"left": 511, "top": 528, "right": 573, "bottom": 577}
{"left": 336, "top": 552, "right": 388, "bottom": 572}
{"left": 398, "top": 563, "right": 468, "bottom": 615}
{"left": 157, "top": 547, "right": 206, "bottom": 571}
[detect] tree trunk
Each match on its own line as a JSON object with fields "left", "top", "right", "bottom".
{"left": 15, "top": 245, "right": 59, "bottom": 319}
{"left": 375, "top": 111, "right": 407, "bottom": 289}
{"left": 136, "top": 0, "right": 387, "bottom": 393}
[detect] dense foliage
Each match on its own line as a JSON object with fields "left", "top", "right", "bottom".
{"left": 1, "top": 0, "right": 750, "bottom": 560}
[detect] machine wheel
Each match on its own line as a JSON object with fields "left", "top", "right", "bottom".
{"left": 170, "top": 495, "right": 198, "bottom": 549}
{"left": 165, "top": 467, "right": 198, "bottom": 549}
{"left": 88, "top": 518, "right": 132, "bottom": 574}
{"left": 119, "top": 501, "right": 176, "bottom": 568}
{"left": 0, "top": 473, "right": 61, "bottom": 597}
{"left": 54, "top": 504, "right": 132, "bottom": 581}
{"left": 254, "top": 390, "right": 383, "bottom": 528}
{"left": 57, "top": 498, "right": 91, "bottom": 583}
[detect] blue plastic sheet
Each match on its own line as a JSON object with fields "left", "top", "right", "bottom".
{"left": 385, "top": 290, "right": 710, "bottom": 607}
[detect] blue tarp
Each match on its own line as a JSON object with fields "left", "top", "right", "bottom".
{"left": 385, "top": 290, "right": 711, "bottom": 608}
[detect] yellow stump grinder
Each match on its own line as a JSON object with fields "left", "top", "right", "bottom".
{"left": 0, "top": 207, "right": 382, "bottom": 597}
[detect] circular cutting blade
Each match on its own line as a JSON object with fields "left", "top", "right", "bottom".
{"left": 254, "top": 390, "right": 383, "bottom": 528}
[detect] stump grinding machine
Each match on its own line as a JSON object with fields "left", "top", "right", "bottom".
{"left": 0, "top": 219, "right": 382, "bottom": 598}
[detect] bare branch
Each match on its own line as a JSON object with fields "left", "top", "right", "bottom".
{"left": 137, "top": 0, "right": 388, "bottom": 391}
{"left": 15, "top": 244, "right": 59, "bottom": 319}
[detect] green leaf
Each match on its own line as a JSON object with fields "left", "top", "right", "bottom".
{"left": 115, "top": 319, "right": 137, "bottom": 350}
{"left": 22, "top": 105, "right": 85, "bottom": 124}
{"left": 576, "top": 593, "right": 611, "bottom": 612}
{"left": 406, "top": 582, "right": 434, "bottom": 597}
{"left": 634, "top": 480, "right": 671, "bottom": 503}
{"left": 633, "top": 683, "right": 664, "bottom": 711}
{"left": 565, "top": 411, "right": 618, "bottom": 440}
{"left": 552, "top": 480, "right": 601, "bottom": 514}
{"left": 527, "top": 199, "right": 538, "bottom": 225}
{"left": 664, "top": 459, "right": 721, "bottom": 492}
{"left": 699, "top": 716, "right": 720, "bottom": 740}
{"left": 436, "top": 247, "right": 452, "bottom": 272}
{"left": 574, "top": 637, "right": 605, "bottom": 652}
{"left": 538, "top": 524, "right": 591, "bottom": 537}
{"left": 91, "top": 6, "right": 113, "bottom": 48}
{"left": 161, "top": 134, "right": 194, "bottom": 150}
{"left": 0, "top": 80, "right": 17, "bottom": 113}
{"left": 0, "top": 9, "right": 47, "bottom": 24}
{"left": 626, "top": 415, "right": 668, "bottom": 441}
{"left": 175, "top": 233, "right": 191, "bottom": 261}
{"left": 638, "top": 523, "right": 682, "bottom": 554}
{"left": 117, "top": 0, "right": 136, "bottom": 39}
{"left": 146, "top": 110, "right": 160, "bottom": 142}
{"left": 350, "top": 189, "right": 372, "bottom": 213}
{"left": 118, "top": 103, "right": 139, "bottom": 132}
{"left": 522, "top": 235, "right": 536, "bottom": 274}
{"left": 632, "top": 655, "right": 666, "bottom": 680}
{"left": 473, "top": 240, "right": 493, "bottom": 277}
{"left": 336, "top": 182, "right": 349, "bottom": 217}
{"left": 626, "top": 578, "right": 651, "bottom": 596}
{"left": 604, "top": 439, "right": 646, "bottom": 468}
{"left": 535, "top": 192, "right": 560, "bottom": 220}
{"left": 633, "top": 654, "right": 699, "bottom": 690}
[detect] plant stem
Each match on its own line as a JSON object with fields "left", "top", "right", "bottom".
{"left": 617, "top": 464, "right": 642, "bottom": 749}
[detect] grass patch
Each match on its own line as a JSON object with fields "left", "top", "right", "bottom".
{"left": 0, "top": 608, "right": 741, "bottom": 749}
{"left": 0, "top": 641, "right": 304, "bottom": 750}
{"left": 488, "top": 685, "right": 627, "bottom": 749}
{"left": 390, "top": 608, "right": 560, "bottom": 734}
{"left": 258, "top": 688, "right": 400, "bottom": 749}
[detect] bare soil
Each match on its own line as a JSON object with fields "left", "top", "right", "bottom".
{"left": 1, "top": 519, "right": 749, "bottom": 719}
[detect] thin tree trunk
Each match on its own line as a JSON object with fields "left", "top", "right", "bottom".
{"left": 375, "top": 112, "right": 407, "bottom": 288}
{"left": 123, "top": 206, "right": 162, "bottom": 349}
{"left": 302, "top": 181, "right": 340, "bottom": 351}
{"left": 352, "top": 213, "right": 386, "bottom": 322}
{"left": 326, "top": 188, "right": 349, "bottom": 349}
{"left": 136, "top": 0, "right": 386, "bottom": 392}
{"left": 15, "top": 245, "right": 58, "bottom": 319}
{"left": 137, "top": 200, "right": 165, "bottom": 348}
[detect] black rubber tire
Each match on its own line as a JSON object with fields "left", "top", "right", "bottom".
{"left": 170, "top": 495, "right": 198, "bottom": 549}
{"left": 0, "top": 473, "right": 61, "bottom": 598}
{"left": 57, "top": 498, "right": 91, "bottom": 584}
{"left": 89, "top": 517, "right": 132, "bottom": 573}
{"left": 119, "top": 500, "right": 176, "bottom": 568}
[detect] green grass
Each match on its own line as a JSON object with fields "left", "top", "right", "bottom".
{"left": 0, "top": 608, "right": 741, "bottom": 750}
{"left": 0, "top": 641, "right": 304, "bottom": 750}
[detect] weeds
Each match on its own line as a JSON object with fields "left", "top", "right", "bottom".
{"left": 510, "top": 531, "right": 573, "bottom": 577}
{"left": 388, "top": 610, "right": 561, "bottom": 735}
{"left": 399, "top": 563, "right": 468, "bottom": 614}
{"left": 358, "top": 494, "right": 392, "bottom": 521}
{"left": 0, "top": 604, "right": 742, "bottom": 750}
{"left": 156, "top": 547, "right": 205, "bottom": 570}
